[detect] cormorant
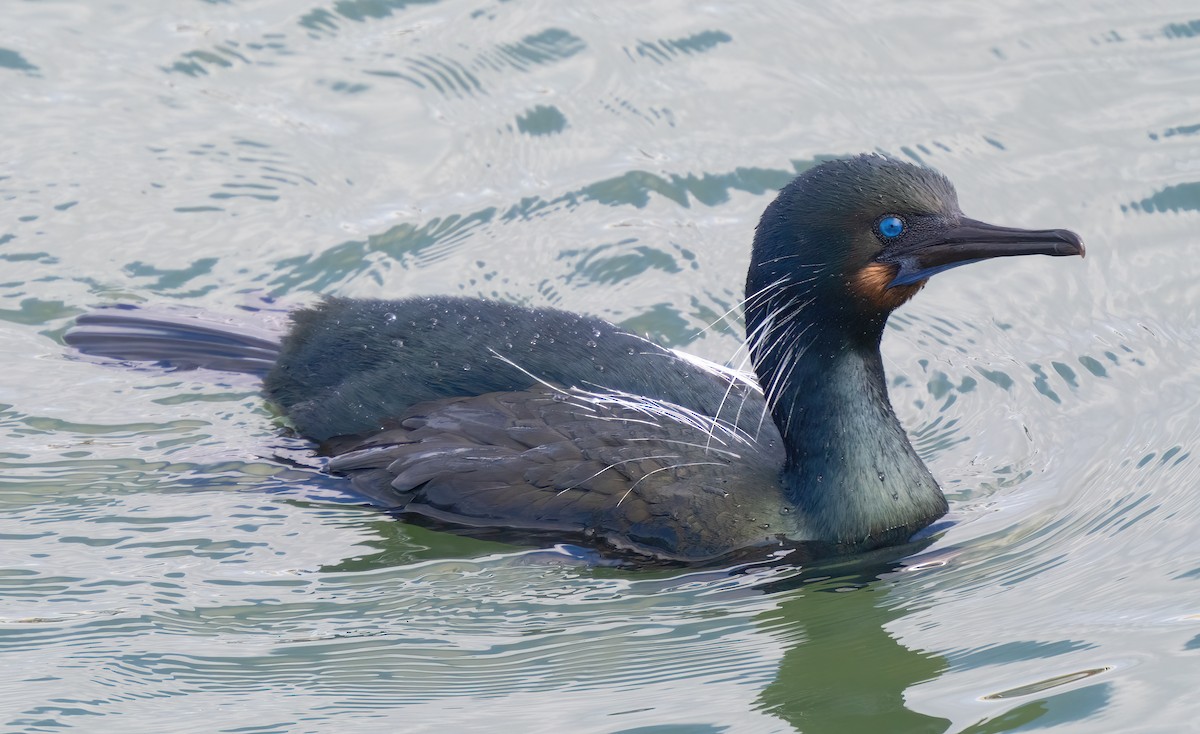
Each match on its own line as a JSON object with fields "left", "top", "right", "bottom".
{"left": 65, "top": 155, "right": 1084, "bottom": 564}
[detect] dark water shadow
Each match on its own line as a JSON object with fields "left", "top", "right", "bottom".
{"left": 753, "top": 569, "right": 950, "bottom": 733}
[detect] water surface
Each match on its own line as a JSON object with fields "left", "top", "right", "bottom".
{"left": 2, "top": 1, "right": 1199, "bottom": 732}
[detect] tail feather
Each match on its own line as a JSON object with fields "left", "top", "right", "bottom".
{"left": 65, "top": 306, "right": 283, "bottom": 375}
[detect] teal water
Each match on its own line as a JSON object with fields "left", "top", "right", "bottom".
{"left": 3, "top": 1, "right": 1199, "bottom": 732}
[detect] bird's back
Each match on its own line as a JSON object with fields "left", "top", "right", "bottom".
{"left": 265, "top": 296, "right": 771, "bottom": 443}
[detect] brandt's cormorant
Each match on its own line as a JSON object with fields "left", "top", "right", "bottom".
{"left": 65, "top": 155, "right": 1084, "bottom": 564}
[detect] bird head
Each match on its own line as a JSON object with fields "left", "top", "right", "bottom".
{"left": 747, "top": 154, "right": 1084, "bottom": 341}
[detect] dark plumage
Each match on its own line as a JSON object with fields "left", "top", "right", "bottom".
{"left": 64, "top": 155, "right": 1084, "bottom": 564}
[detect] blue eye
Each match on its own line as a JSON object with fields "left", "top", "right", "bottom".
{"left": 878, "top": 216, "right": 904, "bottom": 239}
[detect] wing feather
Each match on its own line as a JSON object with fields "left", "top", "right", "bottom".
{"left": 325, "top": 385, "right": 784, "bottom": 561}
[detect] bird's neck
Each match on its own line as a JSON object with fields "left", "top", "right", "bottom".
{"left": 750, "top": 311, "right": 947, "bottom": 547}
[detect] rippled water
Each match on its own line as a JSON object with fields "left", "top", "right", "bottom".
{"left": 3, "top": 1, "right": 1199, "bottom": 731}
